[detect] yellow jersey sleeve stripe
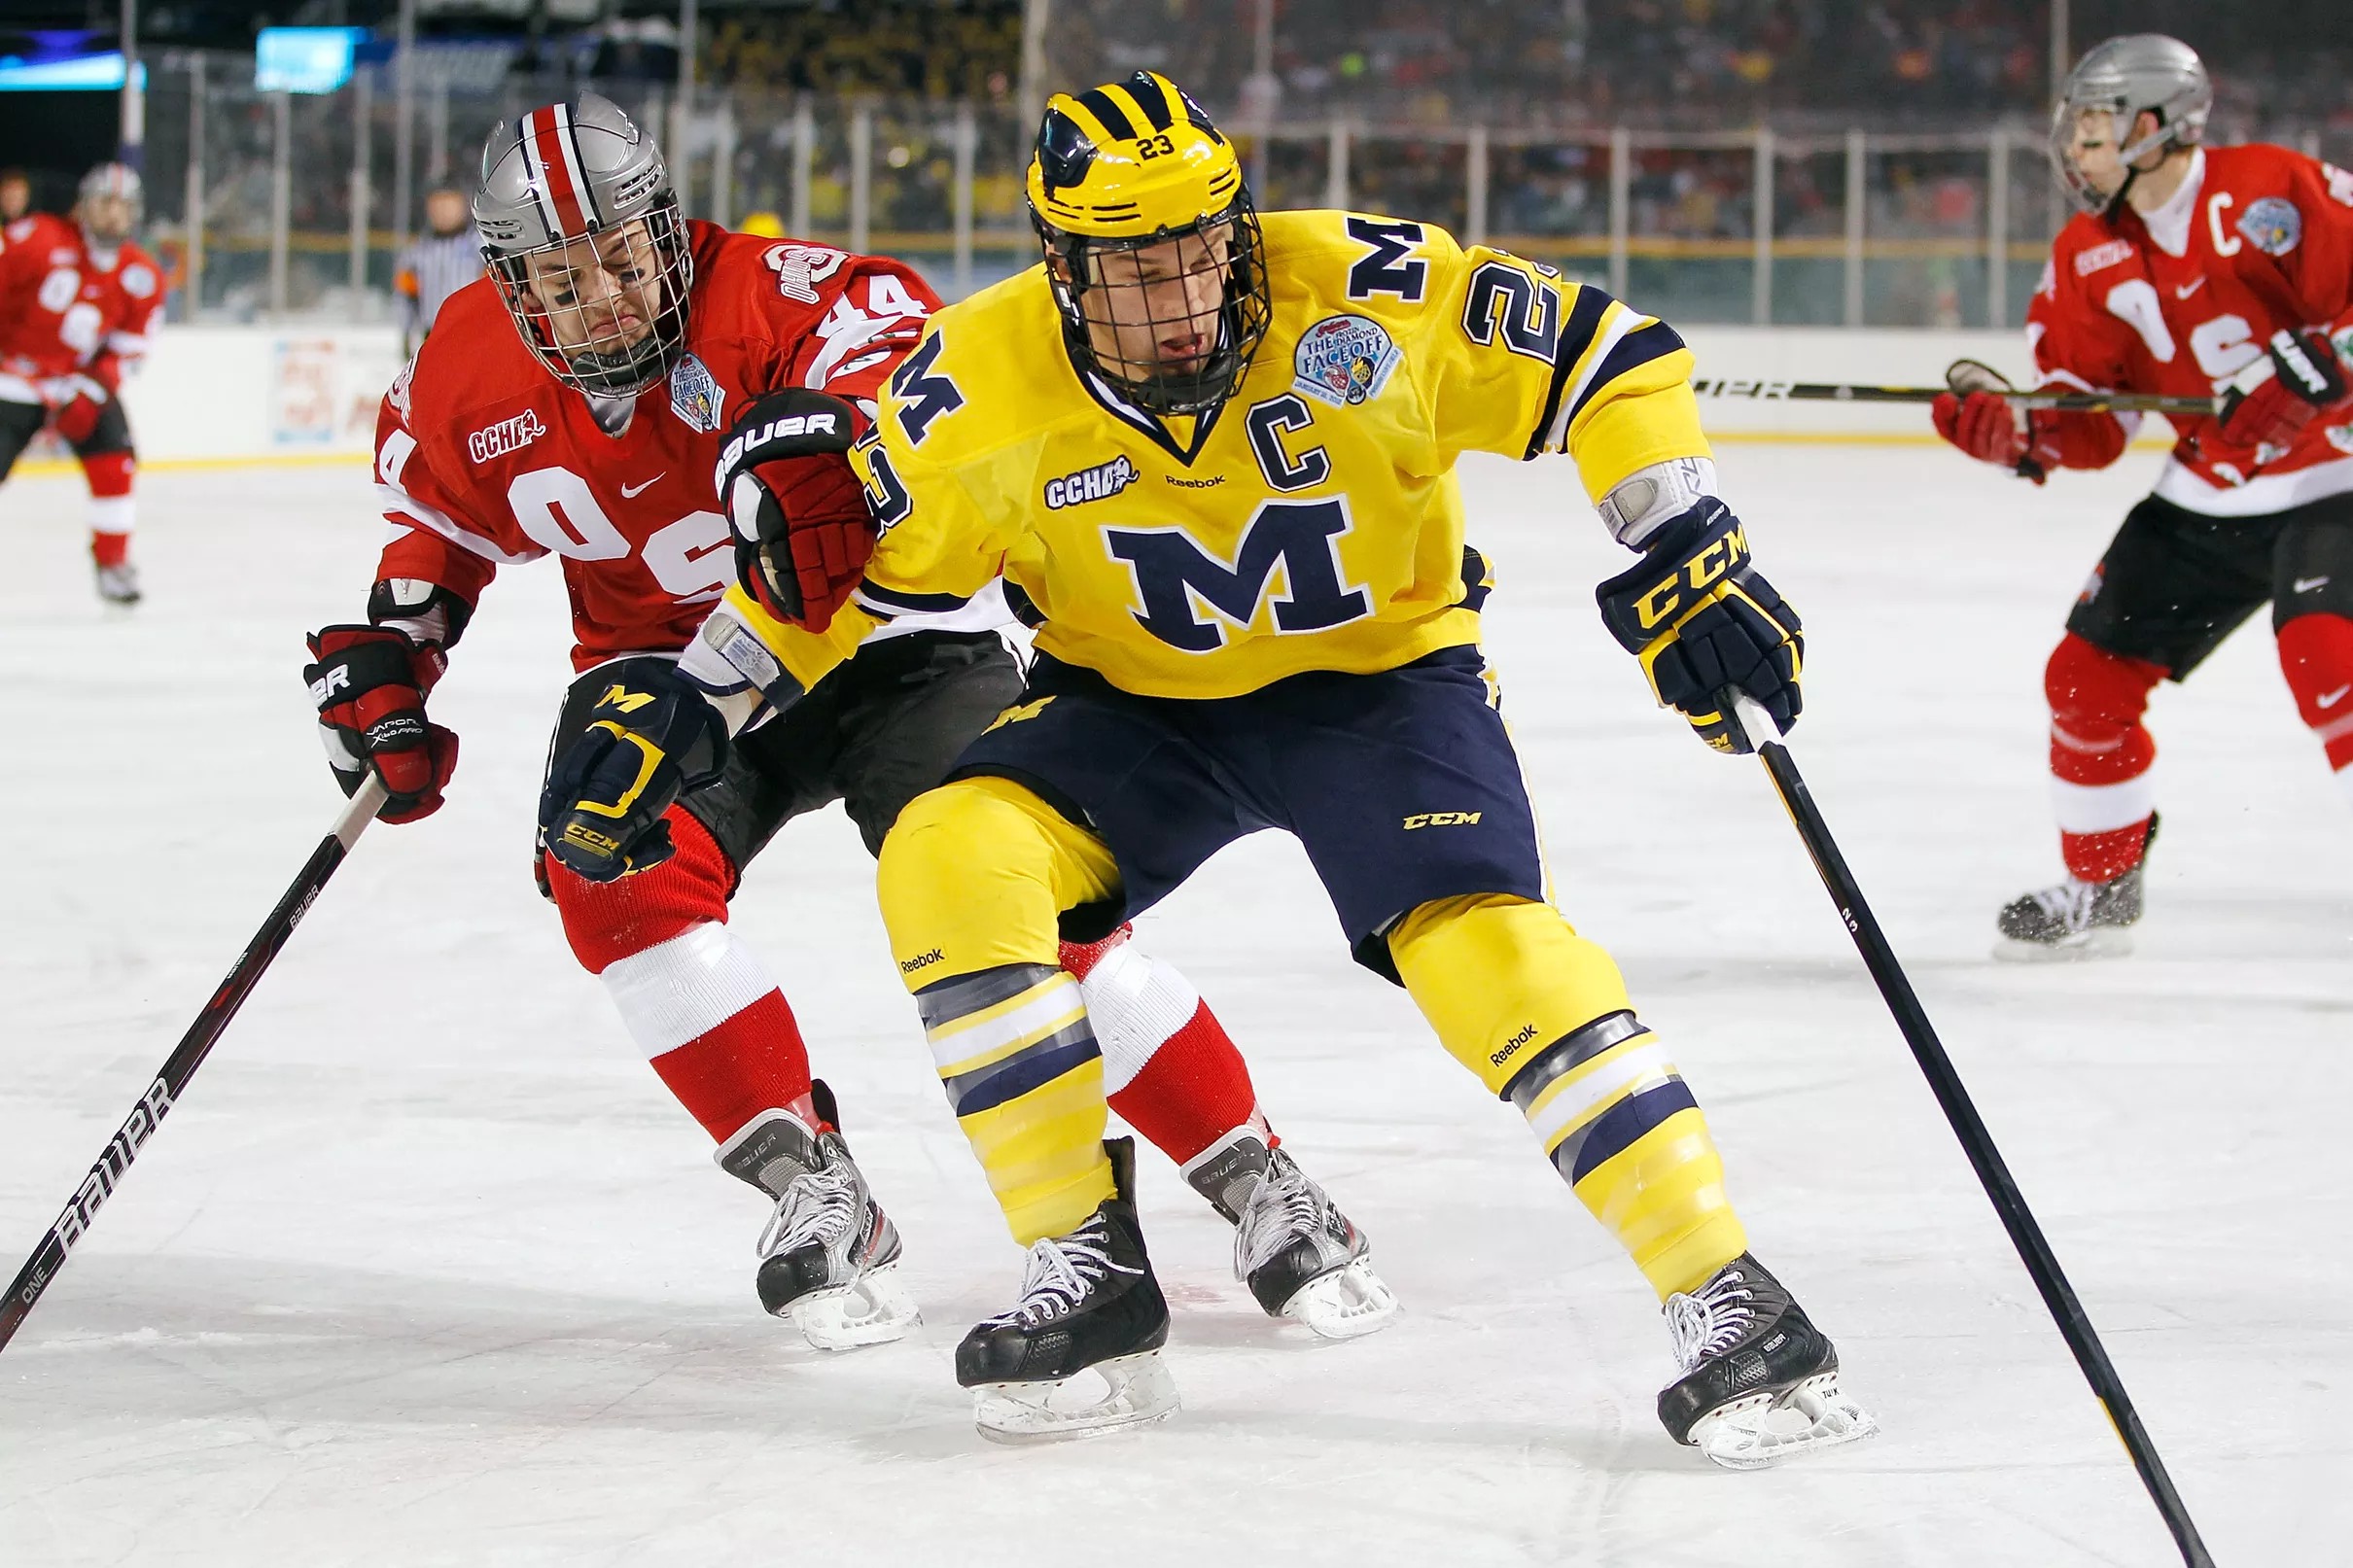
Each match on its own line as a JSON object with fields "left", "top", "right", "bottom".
{"left": 1525, "top": 281, "right": 1620, "bottom": 459}
{"left": 1566, "top": 318, "right": 1692, "bottom": 430}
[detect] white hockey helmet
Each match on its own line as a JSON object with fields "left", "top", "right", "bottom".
{"left": 77, "top": 161, "right": 142, "bottom": 243}
{"left": 474, "top": 93, "right": 692, "bottom": 397}
{"left": 2050, "top": 35, "right": 2212, "bottom": 215}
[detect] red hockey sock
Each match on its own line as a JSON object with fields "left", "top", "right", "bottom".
{"left": 648, "top": 991, "right": 820, "bottom": 1143}
{"left": 1061, "top": 927, "right": 1274, "bottom": 1166}
{"left": 2278, "top": 612, "right": 2353, "bottom": 773}
{"left": 2045, "top": 632, "right": 2165, "bottom": 881}
{"left": 549, "top": 811, "right": 813, "bottom": 1145}
{"left": 89, "top": 528, "right": 130, "bottom": 568}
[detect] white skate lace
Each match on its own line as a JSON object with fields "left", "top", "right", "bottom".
{"left": 757, "top": 1160, "right": 860, "bottom": 1260}
{"left": 1667, "top": 1270, "right": 1758, "bottom": 1373}
{"left": 2027, "top": 879, "right": 2096, "bottom": 932}
{"left": 1234, "top": 1160, "right": 1325, "bottom": 1281}
{"left": 990, "top": 1219, "right": 1131, "bottom": 1328}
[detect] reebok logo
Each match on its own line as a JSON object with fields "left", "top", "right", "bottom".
{"left": 2296, "top": 575, "right": 2332, "bottom": 593}
{"left": 1488, "top": 1022, "right": 1540, "bottom": 1067}
{"left": 898, "top": 947, "right": 944, "bottom": 974}
{"left": 467, "top": 409, "right": 546, "bottom": 464}
{"left": 2319, "top": 684, "right": 2351, "bottom": 710}
{"left": 1402, "top": 811, "right": 1483, "bottom": 829}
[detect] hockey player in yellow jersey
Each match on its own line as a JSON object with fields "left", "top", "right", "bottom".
{"left": 545, "top": 70, "right": 1875, "bottom": 1459}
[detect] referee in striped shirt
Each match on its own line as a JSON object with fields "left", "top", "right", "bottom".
{"left": 395, "top": 187, "right": 484, "bottom": 356}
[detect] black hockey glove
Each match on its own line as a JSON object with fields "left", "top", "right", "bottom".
{"left": 537, "top": 669, "right": 727, "bottom": 885}
{"left": 1596, "top": 499, "right": 1803, "bottom": 754}
{"left": 716, "top": 388, "right": 874, "bottom": 633}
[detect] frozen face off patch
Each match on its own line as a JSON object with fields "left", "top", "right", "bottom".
{"left": 670, "top": 354, "right": 725, "bottom": 434}
{"left": 2236, "top": 197, "right": 2303, "bottom": 257}
{"left": 1293, "top": 314, "right": 1401, "bottom": 408}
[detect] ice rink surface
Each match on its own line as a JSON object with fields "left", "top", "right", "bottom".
{"left": 2, "top": 443, "right": 2346, "bottom": 1567}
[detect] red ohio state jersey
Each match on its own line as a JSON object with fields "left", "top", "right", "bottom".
{"left": 373, "top": 221, "right": 938, "bottom": 668}
{"left": 2029, "top": 144, "right": 2353, "bottom": 516}
{"left": 0, "top": 213, "right": 164, "bottom": 395}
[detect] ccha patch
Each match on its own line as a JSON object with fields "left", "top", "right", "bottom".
{"left": 670, "top": 354, "right": 726, "bottom": 434}
{"left": 1293, "top": 313, "right": 1401, "bottom": 408}
{"left": 2236, "top": 196, "right": 2302, "bottom": 257}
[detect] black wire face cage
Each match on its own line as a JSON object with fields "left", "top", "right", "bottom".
{"left": 1035, "top": 197, "right": 1272, "bottom": 417}
{"left": 487, "top": 199, "right": 694, "bottom": 398}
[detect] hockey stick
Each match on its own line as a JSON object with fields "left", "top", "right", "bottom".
{"left": 0, "top": 776, "right": 388, "bottom": 1354}
{"left": 1691, "top": 376, "right": 2213, "bottom": 417}
{"left": 1728, "top": 697, "right": 2214, "bottom": 1568}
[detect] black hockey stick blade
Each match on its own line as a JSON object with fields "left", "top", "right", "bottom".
{"left": 0, "top": 777, "right": 388, "bottom": 1354}
{"left": 1727, "top": 696, "right": 2216, "bottom": 1568}
{"left": 1689, "top": 375, "right": 2213, "bottom": 417}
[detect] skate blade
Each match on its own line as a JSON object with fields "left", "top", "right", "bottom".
{"left": 1278, "top": 1257, "right": 1399, "bottom": 1341}
{"left": 971, "top": 1349, "right": 1180, "bottom": 1445}
{"left": 1689, "top": 1372, "right": 1879, "bottom": 1471}
{"left": 1992, "top": 926, "right": 2132, "bottom": 963}
{"left": 787, "top": 1262, "right": 920, "bottom": 1351}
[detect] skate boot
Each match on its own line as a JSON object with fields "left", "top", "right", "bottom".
{"left": 93, "top": 560, "right": 141, "bottom": 607}
{"left": 956, "top": 1136, "right": 1178, "bottom": 1443}
{"left": 1188, "top": 1132, "right": 1396, "bottom": 1340}
{"left": 1657, "top": 1252, "right": 1876, "bottom": 1470}
{"left": 1994, "top": 815, "right": 2158, "bottom": 961}
{"left": 716, "top": 1082, "right": 918, "bottom": 1350}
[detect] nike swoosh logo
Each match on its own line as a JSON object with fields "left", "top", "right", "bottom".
{"left": 2321, "top": 685, "right": 2352, "bottom": 710}
{"left": 2174, "top": 279, "right": 2205, "bottom": 298}
{"left": 2295, "top": 575, "right": 2331, "bottom": 593}
{"left": 619, "top": 474, "right": 664, "bottom": 498}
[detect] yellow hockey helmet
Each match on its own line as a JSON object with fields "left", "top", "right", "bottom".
{"left": 1027, "top": 71, "right": 1270, "bottom": 416}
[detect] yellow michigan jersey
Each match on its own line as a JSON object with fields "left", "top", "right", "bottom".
{"left": 712, "top": 207, "right": 1709, "bottom": 702}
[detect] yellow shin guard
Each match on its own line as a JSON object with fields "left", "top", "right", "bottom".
{"left": 879, "top": 777, "right": 1125, "bottom": 1244}
{"left": 1389, "top": 893, "right": 1747, "bottom": 1299}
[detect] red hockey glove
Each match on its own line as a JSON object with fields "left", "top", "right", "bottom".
{"left": 2218, "top": 329, "right": 2352, "bottom": 453}
{"left": 44, "top": 376, "right": 108, "bottom": 446}
{"left": 1932, "top": 389, "right": 2067, "bottom": 484}
{"left": 716, "top": 389, "right": 875, "bottom": 633}
{"left": 304, "top": 625, "right": 458, "bottom": 823}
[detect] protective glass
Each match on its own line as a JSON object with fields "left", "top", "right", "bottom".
{"left": 487, "top": 203, "right": 693, "bottom": 398}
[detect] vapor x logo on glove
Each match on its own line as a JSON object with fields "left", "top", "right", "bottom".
{"left": 304, "top": 624, "right": 458, "bottom": 823}
{"left": 1596, "top": 499, "right": 1803, "bottom": 754}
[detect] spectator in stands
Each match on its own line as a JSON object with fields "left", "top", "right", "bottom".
{"left": 394, "top": 186, "right": 482, "bottom": 358}
{"left": 0, "top": 167, "right": 30, "bottom": 225}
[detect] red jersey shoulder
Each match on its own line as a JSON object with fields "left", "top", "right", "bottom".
{"left": 685, "top": 224, "right": 938, "bottom": 398}
{"left": 395, "top": 278, "right": 548, "bottom": 436}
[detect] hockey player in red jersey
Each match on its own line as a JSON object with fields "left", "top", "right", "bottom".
{"left": 304, "top": 94, "right": 1394, "bottom": 1346}
{"left": 1934, "top": 35, "right": 2353, "bottom": 958}
{"left": 0, "top": 162, "right": 163, "bottom": 605}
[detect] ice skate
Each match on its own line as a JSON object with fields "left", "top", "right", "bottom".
{"left": 1657, "top": 1253, "right": 1876, "bottom": 1470}
{"left": 957, "top": 1136, "right": 1178, "bottom": 1443}
{"left": 93, "top": 560, "right": 141, "bottom": 607}
{"left": 1994, "top": 816, "right": 2157, "bottom": 961}
{"left": 717, "top": 1085, "right": 918, "bottom": 1350}
{"left": 1194, "top": 1136, "right": 1396, "bottom": 1340}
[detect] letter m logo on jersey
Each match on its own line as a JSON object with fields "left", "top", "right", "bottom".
{"left": 1104, "top": 498, "right": 1372, "bottom": 653}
